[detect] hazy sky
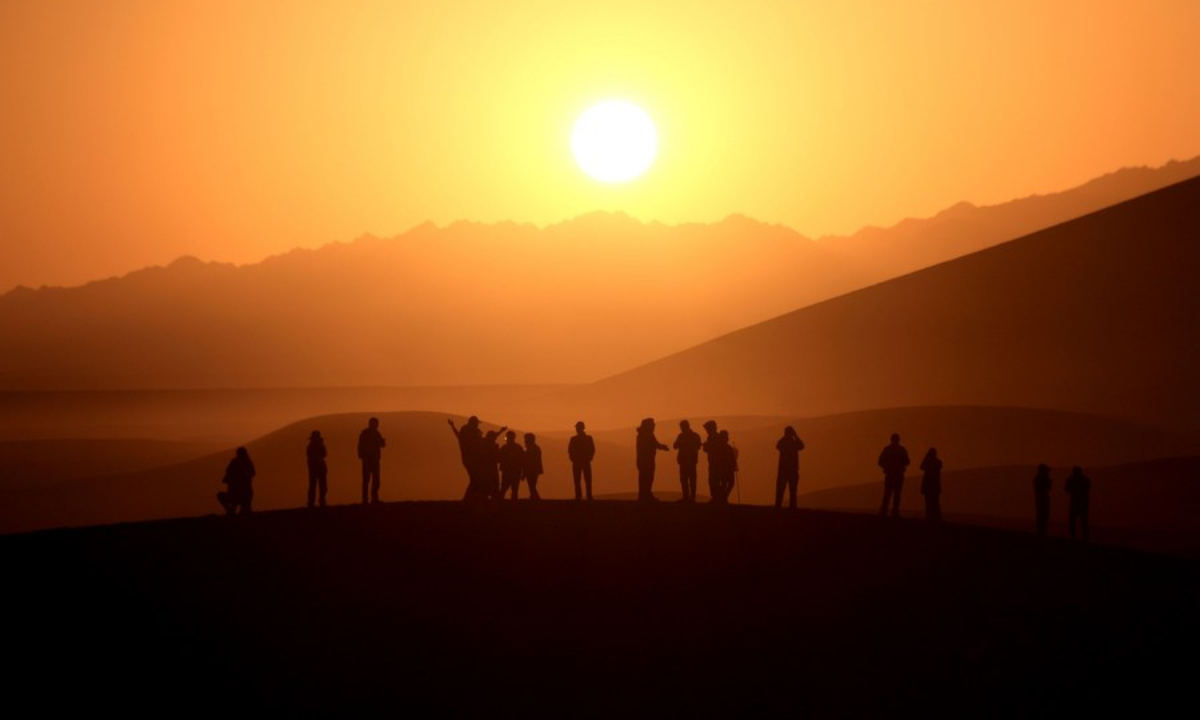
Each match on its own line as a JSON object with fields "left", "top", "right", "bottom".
{"left": 2, "top": 0, "right": 1197, "bottom": 291}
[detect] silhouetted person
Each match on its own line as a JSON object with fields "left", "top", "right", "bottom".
{"left": 217, "top": 446, "right": 256, "bottom": 516}
{"left": 498, "top": 431, "right": 526, "bottom": 500}
{"left": 774, "top": 426, "right": 805, "bottom": 509}
{"left": 673, "top": 420, "right": 703, "bottom": 502}
{"left": 357, "top": 417, "right": 386, "bottom": 505}
{"left": 479, "top": 430, "right": 503, "bottom": 500}
{"left": 1065, "top": 466, "right": 1091, "bottom": 541}
{"left": 449, "top": 416, "right": 483, "bottom": 500}
{"left": 919, "top": 448, "right": 942, "bottom": 522}
{"left": 717, "top": 430, "right": 739, "bottom": 503}
{"left": 702, "top": 420, "right": 720, "bottom": 502}
{"left": 523, "top": 433, "right": 543, "bottom": 500}
{"left": 306, "top": 430, "right": 328, "bottom": 508}
{"left": 1033, "top": 464, "right": 1052, "bottom": 537}
{"left": 877, "top": 433, "right": 910, "bottom": 517}
{"left": 568, "top": 421, "right": 596, "bottom": 501}
{"left": 635, "top": 418, "right": 669, "bottom": 502}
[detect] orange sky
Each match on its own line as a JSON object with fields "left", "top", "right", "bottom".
{"left": 1, "top": 0, "right": 1197, "bottom": 291}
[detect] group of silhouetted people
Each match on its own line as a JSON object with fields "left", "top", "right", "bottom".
{"left": 1034, "top": 464, "right": 1092, "bottom": 540}
{"left": 215, "top": 417, "right": 1094, "bottom": 542}
{"left": 449, "top": 416, "right": 544, "bottom": 501}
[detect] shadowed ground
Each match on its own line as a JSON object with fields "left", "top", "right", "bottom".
{"left": 3, "top": 502, "right": 1196, "bottom": 716}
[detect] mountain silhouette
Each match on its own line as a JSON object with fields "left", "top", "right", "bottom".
{"left": 0, "top": 159, "right": 1193, "bottom": 389}
{"left": 556, "top": 177, "right": 1199, "bottom": 434}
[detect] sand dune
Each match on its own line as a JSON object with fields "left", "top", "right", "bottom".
{"left": 554, "top": 177, "right": 1200, "bottom": 433}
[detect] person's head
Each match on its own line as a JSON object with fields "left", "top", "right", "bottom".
{"left": 235, "top": 446, "right": 249, "bottom": 459}
{"left": 1071, "top": 465, "right": 1083, "bottom": 476}
{"left": 639, "top": 417, "right": 655, "bottom": 431}
{"left": 505, "top": 430, "right": 516, "bottom": 442}
{"left": 703, "top": 420, "right": 718, "bottom": 433}
{"left": 310, "top": 430, "right": 321, "bottom": 439}
{"left": 719, "top": 430, "right": 729, "bottom": 441}
{"left": 783, "top": 425, "right": 796, "bottom": 438}
{"left": 575, "top": 421, "right": 586, "bottom": 433}
{"left": 485, "top": 430, "right": 500, "bottom": 442}
{"left": 524, "top": 432, "right": 536, "bottom": 446}
{"left": 925, "top": 447, "right": 938, "bottom": 459}
{"left": 890, "top": 433, "right": 900, "bottom": 444}
{"left": 467, "top": 415, "right": 480, "bottom": 426}
{"left": 680, "top": 419, "right": 691, "bottom": 431}
{"left": 369, "top": 417, "right": 379, "bottom": 429}
{"left": 1037, "top": 463, "right": 1050, "bottom": 476}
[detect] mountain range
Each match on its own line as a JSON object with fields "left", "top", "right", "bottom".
{"left": 1, "top": 157, "right": 1195, "bottom": 389}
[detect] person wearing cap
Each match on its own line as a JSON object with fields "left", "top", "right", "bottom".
{"left": 567, "top": 421, "right": 596, "bottom": 501}
{"left": 305, "top": 430, "right": 328, "bottom": 508}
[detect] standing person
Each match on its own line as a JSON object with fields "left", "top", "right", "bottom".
{"left": 1065, "top": 466, "right": 1091, "bottom": 541}
{"left": 357, "top": 417, "right": 386, "bottom": 505}
{"left": 567, "top": 421, "right": 596, "bottom": 501}
{"left": 523, "top": 433, "right": 543, "bottom": 500}
{"left": 673, "top": 420, "right": 703, "bottom": 502}
{"left": 701, "top": 420, "right": 721, "bottom": 502}
{"left": 1033, "top": 464, "right": 1052, "bottom": 537}
{"left": 478, "top": 430, "right": 503, "bottom": 500}
{"left": 718, "top": 430, "right": 739, "bottom": 503}
{"left": 877, "top": 433, "right": 910, "bottom": 517}
{"left": 774, "top": 426, "right": 805, "bottom": 509}
{"left": 306, "top": 430, "right": 328, "bottom": 508}
{"left": 497, "top": 431, "right": 526, "bottom": 500}
{"left": 635, "top": 418, "right": 669, "bottom": 502}
{"left": 919, "top": 448, "right": 942, "bottom": 522}
{"left": 448, "top": 416, "right": 483, "bottom": 500}
{"left": 217, "top": 446, "right": 256, "bottom": 516}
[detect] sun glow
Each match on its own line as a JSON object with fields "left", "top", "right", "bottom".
{"left": 571, "top": 100, "right": 658, "bottom": 183}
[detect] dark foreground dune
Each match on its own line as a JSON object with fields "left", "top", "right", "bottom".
{"left": 3, "top": 503, "right": 1196, "bottom": 716}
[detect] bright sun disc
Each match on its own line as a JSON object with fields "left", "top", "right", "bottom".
{"left": 571, "top": 100, "right": 658, "bottom": 183}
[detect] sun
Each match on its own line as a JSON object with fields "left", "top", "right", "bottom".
{"left": 571, "top": 100, "right": 658, "bottom": 183}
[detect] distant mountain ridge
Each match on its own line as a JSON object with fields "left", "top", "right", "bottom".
{"left": 0, "top": 158, "right": 1195, "bottom": 389}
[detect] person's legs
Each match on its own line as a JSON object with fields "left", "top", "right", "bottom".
{"left": 572, "top": 464, "right": 582, "bottom": 500}
{"left": 891, "top": 478, "right": 903, "bottom": 517}
{"left": 582, "top": 463, "right": 593, "bottom": 500}
{"left": 775, "top": 474, "right": 785, "bottom": 508}
{"left": 361, "top": 464, "right": 371, "bottom": 504}
{"left": 788, "top": 475, "right": 798, "bottom": 509}
{"left": 1080, "top": 506, "right": 1089, "bottom": 542}
{"left": 308, "top": 472, "right": 317, "bottom": 508}
{"left": 371, "top": 465, "right": 381, "bottom": 504}
{"left": 318, "top": 471, "right": 327, "bottom": 507}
